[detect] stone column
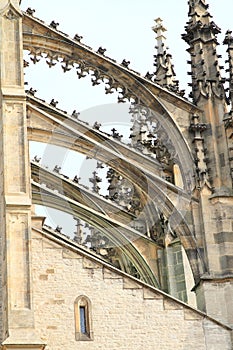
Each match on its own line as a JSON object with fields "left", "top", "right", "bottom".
{"left": 0, "top": 0, "right": 45, "bottom": 348}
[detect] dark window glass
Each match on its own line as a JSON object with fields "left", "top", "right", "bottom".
{"left": 80, "top": 306, "right": 86, "bottom": 334}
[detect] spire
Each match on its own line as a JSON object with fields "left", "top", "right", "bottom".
{"left": 73, "top": 218, "right": 83, "bottom": 244}
{"left": 223, "top": 30, "right": 233, "bottom": 113}
{"left": 182, "top": 0, "right": 226, "bottom": 103}
{"left": 152, "top": 18, "right": 180, "bottom": 93}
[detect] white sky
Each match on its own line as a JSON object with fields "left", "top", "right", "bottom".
{"left": 22, "top": 0, "right": 233, "bottom": 111}
{"left": 21, "top": 0, "right": 233, "bottom": 235}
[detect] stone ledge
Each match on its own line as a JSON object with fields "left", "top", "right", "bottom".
{"left": 163, "top": 298, "right": 183, "bottom": 310}
{"left": 184, "top": 309, "right": 203, "bottom": 321}
{"left": 1, "top": 328, "right": 46, "bottom": 349}
{"left": 83, "top": 257, "right": 101, "bottom": 269}
{"left": 143, "top": 288, "right": 163, "bottom": 300}
{"left": 103, "top": 268, "right": 123, "bottom": 280}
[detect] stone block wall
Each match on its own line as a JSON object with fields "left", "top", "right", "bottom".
{"left": 31, "top": 229, "right": 232, "bottom": 350}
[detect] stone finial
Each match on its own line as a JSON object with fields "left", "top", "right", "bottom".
{"left": 73, "top": 34, "right": 83, "bottom": 42}
{"left": 89, "top": 171, "right": 102, "bottom": 193}
{"left": 72, "top": 110, "right": 80, "bottom": 119}
{"left": 152, "top": 18, "right": 167, "bottom": 55}
{"left": 53, "top": 165, "right": 61, "bottom": 173}
{"left": 182, "top": 0, "right": 226, "bottom": 103}
{"left": 152, "top": 18, "right": 180, "bottom": 92}
{"left": 28, "top": 88, "right": 37, "bottom": 96}
{"left": 73, "top": 218, "right": 83, "bottom": 244}
{"left": 93, "top": 121, "right": 101, "bottom": 130}
{"left": 223, "top": 30, "right": 233, "bottom": 117}
{"left": 32, "top": 155, "right": 41, "bottom": 163}
{"left": 121, "top": 59, "right": 130, "bottom": 68}
{"left": 50, "top": 99, "right": 58, "bottom": 107}
{"left": 97, "top": 47, "right": 106, "bottom": 55}
{"left": 55, "top": 225, "right": 62, "bottom": 233}
{"left": 50, "top": 21, "right": 59, "bottom": 30}
{"left": 26, "top": 8, "right": 35, "bottom": 16}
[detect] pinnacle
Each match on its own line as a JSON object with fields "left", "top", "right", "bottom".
{"left": 152, "top": 18, "right": 180, "bottom": 94}
{"left": 183, "top": 0, "right": 226, "bottom": 103}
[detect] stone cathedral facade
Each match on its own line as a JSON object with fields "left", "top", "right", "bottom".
{"left": 0, "top": 0, "right": 232, "bottom": 348}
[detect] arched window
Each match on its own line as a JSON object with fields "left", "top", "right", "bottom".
{"left": 74, "top": 295, "right": 93, "bottom": 341}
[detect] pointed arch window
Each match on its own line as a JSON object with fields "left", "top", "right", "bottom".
{"left": 74, "top": 295, "right": 93, "bottom": 341}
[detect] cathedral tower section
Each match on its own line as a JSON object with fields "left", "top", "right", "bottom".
{"left": 182, "top": 0, "right": 232, "bottom": 192}
{"left": 182, "top": 0, "right": 225, "bottom": 103}
{"left": 183, "top": 0, "right": 233, "bottom": 328}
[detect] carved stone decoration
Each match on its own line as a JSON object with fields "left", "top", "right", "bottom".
{"left": 182, "top": 1, "right": 226, "bottom": 103}
{"left": 106, "top": 167, "right": 143, "bottom": 214}
{"left": 26, "top": 7, "right": 35, "bottom": 16}
{"left": 152, "top": 18, "right": 182, "bottom": 95}
{"left": 189, "top": 114, "right": 210, "bottom": 189}
{"left": 26, "top": 47, "right": 139, "bottom": 104}
{"left": 129, "top": 104, "right": 177, "bottom": 182}
{"left": 4, "top": 9, "right": 19, "bottom": 21}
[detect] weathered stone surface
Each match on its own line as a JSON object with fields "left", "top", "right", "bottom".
{"left": 29, "top": 231, "right": 232, "bottom": 349}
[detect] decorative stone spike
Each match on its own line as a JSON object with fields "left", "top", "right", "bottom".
{"left": 97, "top": 47, "right": 106, "bottom": 55}
{"left": 89, "top": 171, "right": 102, "bottom": 193}
{"left": 73, "top": 34, "right": 83, "bottom": 42}
{"left": 97, "top": 162, "right": 104, "bottom": 169}
{"left": 182, "top": 0, "right": 226, "bottom": 102}
{"left": 72, "top": 110, "right": 80, "bottom": 119}
{"left": 55, "top": 225, "right": 62, "bottom": 233}
{"left": 223, "top": 30, "right": 233, "bottom": 111}
{"left": 121, "top": 59, "right": 130, "bottom": 68}
{"left": 111, "top": 128, "right": 123, "bottom": 141}
{"left": 50, "top": 99, "right": 58, "bottom": 107}
{"left": 73, "top": 218, "right": 83, "bottom": 244}
{"left": 24, "top": 60, "right": 30, "bottom": 68}
{"left": 50, "top": 21, "right": 59, "bottom": 30}
{"left": 152, "top": 18, "right": 180, "bottom": 93}
{"left": 144, "top": 72, "right": 154, "bottom": 80}
{"left": 93, "top": 121, "right": 101, "bottom": 130}
{"left": 73, "top": 175, "right": 81, "bottom": 183}
{"left": 26, "top": 8, "right": 35, "bottom": 16}
{"left": 28, "top": 88, "right": 37, "bottom": 96}
{"left": 32, "top": 155, "right": 41, "bottom": 163}
{"left": 53, "top": 165, "right": 61, "bottom": 173}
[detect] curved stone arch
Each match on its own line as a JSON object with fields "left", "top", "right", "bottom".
{"left": 24, "top": 14, "right": 202, "bottom": 282}
{"left": 23, "top": 13, "right": 196, "bottom": 191}
{"left": 29, "top": 126, "right": 202, "bottom": 283}
{"left": 27, "top": 101, "right": 201, "bottom": 281}
{"left": 32, "top": 184, "right": 160, "bottom": 288}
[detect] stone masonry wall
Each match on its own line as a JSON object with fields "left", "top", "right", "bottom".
{"left": 31, "top": 229, "right": 232, "bottom": 350}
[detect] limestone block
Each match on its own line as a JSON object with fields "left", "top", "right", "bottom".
{"left": 103, "top": 268, "right": 122, "bottom": 280}
{"left": 62, "top": 249, "right": 83, "bottom": 260}
{"left": 143, "top": 288, "right": 163, "bottom": 300}
{"left": 82, "top": 257, "right": 101, "bottom": 269}
{"left": 163, "top": 298, "right": 183, "bottom": 310}
{"left": 123, "top": 278, "right": 143, "bottom": 290}
{"left": 184, "top": 309, "right": 203, "bottom": 321}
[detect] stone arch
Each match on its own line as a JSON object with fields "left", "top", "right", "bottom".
{"left": 23, "top": 11, "right": 196, "bottom": 192}
{"left": 24, "top": 13, "right": 203, "bottom": 285}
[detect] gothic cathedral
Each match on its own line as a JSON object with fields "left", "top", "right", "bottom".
{"left": 0, "top": 0, "right": 232, "bottom": 348}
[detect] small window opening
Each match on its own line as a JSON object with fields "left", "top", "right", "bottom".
{"left": 74, "top": 295, "right": 93, "bottom": 341}
{"left": 80, "top": 306, "right": 87, "bottom": 334}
